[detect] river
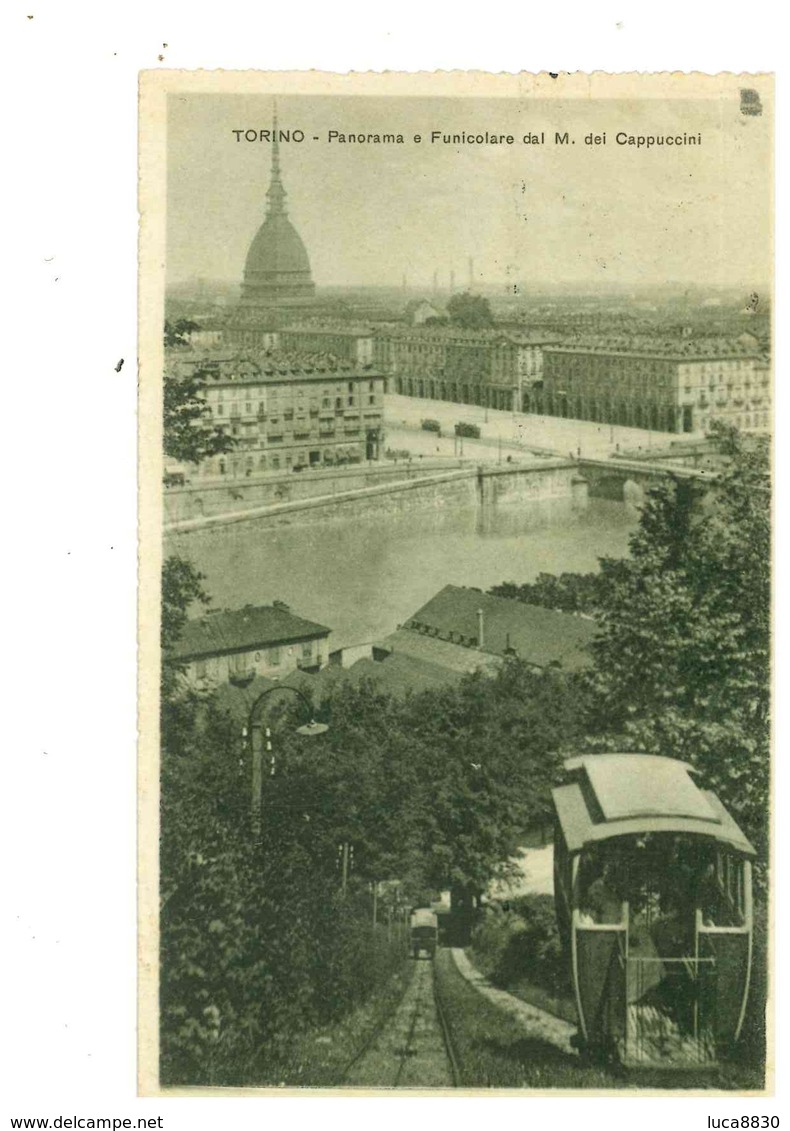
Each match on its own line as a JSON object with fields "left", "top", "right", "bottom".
{"left": 165, "top": 497, "right": 638, "bottom": 649}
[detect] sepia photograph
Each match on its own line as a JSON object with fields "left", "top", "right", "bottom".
{"left": 138, "top": 71, "right": 773, "bottom": 1095}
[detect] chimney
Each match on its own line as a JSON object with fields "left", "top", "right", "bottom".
{"left": 477, "top": 608, "right": 485, "bottom": 650}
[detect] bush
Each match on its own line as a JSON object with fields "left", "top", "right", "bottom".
{"left": 471, "top": 894, "right": 567, "bottom": 999}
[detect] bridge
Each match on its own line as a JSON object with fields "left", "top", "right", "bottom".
{"left": 575, "top": 457, "right": 717, "bottom": 505}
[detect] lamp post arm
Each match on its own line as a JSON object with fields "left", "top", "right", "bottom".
{"left": 246, "top": 684, "right": 323, "bottom": 840}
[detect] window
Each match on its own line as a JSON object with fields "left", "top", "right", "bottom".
{"left": 219, "top": 459, "right": 226, "bottom": 475}
{"left": 302, "top": 641, "right": 313, "bottom": 659}
{"left": 195, "top": 659, "right": 207, "bottom": 679}
{"left": 269, "top": 646, "right": 281, "bottom": 666}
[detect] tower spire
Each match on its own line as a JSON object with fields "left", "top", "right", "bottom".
{"left": 266, "top": 100, "right": 287, "bottom": 216}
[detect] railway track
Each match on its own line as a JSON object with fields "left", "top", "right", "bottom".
{"left": 340, "top": 955, "right": 462, "bottom": 1088}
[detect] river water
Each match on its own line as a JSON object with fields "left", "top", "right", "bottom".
{"left": 165, "top": 497, "right": 638, "bottom": 649}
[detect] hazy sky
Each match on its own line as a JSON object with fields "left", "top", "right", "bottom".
{"left": 166, "top": 92, "right": 772, "bottom": 291}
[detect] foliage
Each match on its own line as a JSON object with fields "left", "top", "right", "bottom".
{"left": 163, "top": 319, "right": 237, "bottom": 466}
{"left": 446, "top": 291, "right": 494, "bottom": 328}
{"left": 163, "top": 368, "right": 237, "bottom": 466}
{"left": 159, "top": 693, "right": 408, "bottom": 1086}
{"left": 159, "top": 638, "right": 583, "bottom": 1083}
{"left": 489, "top": 566, "right": 627, "bottom": 616}
{"left": 471, "top": 895, "right": 567, "bottom": 1001}
{"left": 164, "top": 319, "right": 201, "bottom": 349}
{"left": 160, "top": 555, "right": 210, "bottom": 714}
{"left": 161, "top": 555, "right": 210, "bottom": 654}
{"left": 583, "top": 450, "right": 770, "bottom": 870}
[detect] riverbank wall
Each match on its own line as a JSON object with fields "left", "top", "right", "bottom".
{"left": 164, "top": 460, "right": 584, "bottom": 535}
{"left": 163, "top": 459, "right": 470, "bottom": 525}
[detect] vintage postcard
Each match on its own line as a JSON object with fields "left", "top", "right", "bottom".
{"left": 138, "top": 70, "right": 773, "bottom": 1096}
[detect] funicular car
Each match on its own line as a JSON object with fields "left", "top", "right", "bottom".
{"left": 409, "top": 908, "right": 439, "bottom": 959}
{"left": 552, "top": 754, "right": 754, "bottom": 1070}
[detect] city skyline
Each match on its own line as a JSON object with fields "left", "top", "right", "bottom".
{"left": 166, "top": 92, "right": 772, "bottom": 291}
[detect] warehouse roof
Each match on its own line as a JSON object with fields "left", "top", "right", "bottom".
{"left": 403, "top": 584, "right": 598, "bottom": 671}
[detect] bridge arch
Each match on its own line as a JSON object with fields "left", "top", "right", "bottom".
{"left": 622, "top": 477, "right": 645, "bottom": 508}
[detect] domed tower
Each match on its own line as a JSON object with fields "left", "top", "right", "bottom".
{"left": 239, "top": 113, "right": 315, "bottom": 307}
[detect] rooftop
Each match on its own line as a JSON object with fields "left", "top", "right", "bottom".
{"left": 403, "top": 584, "right": 598, "bottom": 671}
{"left": 280, "top": 320, "right": 375, "bottom": 336}
{"left": 378, "top": 628, "right": 502, "bottom": 676}
{"left": 169, "top": 603, "right": 331, "bottom": 662}
{"left": 544, "top": 336, "right": 761, "bottom": 360}
{"left": 169, "top": 347, "right": 380, "bottom": 384}
{"left": 377, "top": 325, "right": 558, "bottom": 346}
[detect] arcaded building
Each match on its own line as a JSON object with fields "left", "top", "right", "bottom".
{"left": 539, "top": 337, "right": 769, "bottom": 434}
{"left": 376, "top": 326, "right": 557, "bottom": 412}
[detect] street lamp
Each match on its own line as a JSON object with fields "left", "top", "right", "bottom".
{"left": 241, "top": 685, "right": 328, "bottom": 837}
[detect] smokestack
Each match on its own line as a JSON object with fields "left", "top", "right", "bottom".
{"left": 468, "top": 256, "right": 474, "bottom": 289}
{"left": 450, "top": 269, "right": 455, "bottom": 294}
{"left": 432, "top": 269, "right": 438, "bottom": 295}
{"left": 477, "top": 608, "right": 485, "bottom": 650}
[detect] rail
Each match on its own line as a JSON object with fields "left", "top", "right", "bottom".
{"left": 339, "top": 951, "right": 462, "bottom": 1087}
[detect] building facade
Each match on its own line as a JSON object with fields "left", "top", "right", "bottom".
{"left": 169, "top": 602, "right": 332, "bottom": 688}
{"left": 278, "top": 322, "right": 375, "bottom": 366}
{"left": 376, "top": 326, "right": 557, "bottom": 411}
{"left": 170, "top": 349, "right": 386, "bottom": 477}
{"left": 539, "top": 337, "right": 769, "bottom": 434}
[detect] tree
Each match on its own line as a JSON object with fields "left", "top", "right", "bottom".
{"left": 489, "top": 569, "right": 619, "bottom": 615}
{"left": 163, "top": 369, "right": 237, "bottom": 466}
{"left": 164, "top": 319, "right": 201, "bottom": 349}
{"left": 446, "top": 291, "right": 494, "bottom": 329}
{"left": 584, "top": 451, "right": 770, "bottom": 868}
{"left": 163, "top": 321, "right": 236, "bottom": 466}
{"left": 161, "top": 555, "right": 210, "bottom": 657}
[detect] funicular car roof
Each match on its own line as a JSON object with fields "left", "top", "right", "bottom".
{"left": 552, "top": 754, "right": 755, "bottom": 856}
{"left": 410, "top": 909, "right": 439, "bottom": 927}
